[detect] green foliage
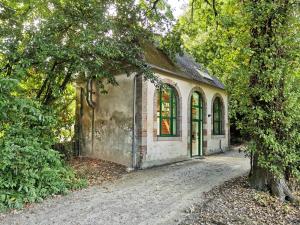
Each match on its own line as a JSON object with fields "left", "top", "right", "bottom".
{"left": 0, "top": 0, "right": 176, "bottom": 137}
{"left": 179, "top": 0, "right": 300, "bottom": 180}
{"left": 178, "top": 0, "right": 249, "bottom": 120}
{"left": 0, "top": 77, "right": 86, "bottom": 211}
{"left": 155, "top": 24, "right": 184, "bottom": 60}
{"left": 0, "top": 0, "right": 176, "bottom": 210}
{"left": 0, "top": 0, "right": 175, "bottom": 104}
{"left": 239, "top": 0, "right": 300, "bottom": 180}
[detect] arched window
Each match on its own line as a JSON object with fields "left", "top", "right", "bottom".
{"left": 157, "top": 85, "right": 177, "bottom": 136}
{"left": 213, "top": 97, "right": 224, "bottom": 135}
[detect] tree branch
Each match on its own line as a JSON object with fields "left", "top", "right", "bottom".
{"left": 59, "top": 63, "right": 74, "bottom": 92}
{"left": 191, "top": 0, "right": 195, "bottom": 21}
{"left": 190, "top": 0, "right": 219, "bottom": 28}
{"left": 204, "top": 0, "right": 218, "bottom": 28}
{"left": 151, "top": 0, "right": 161, "bottom": 11}
{"left": 36, "top": 61, "right": 58, "bottom": 99}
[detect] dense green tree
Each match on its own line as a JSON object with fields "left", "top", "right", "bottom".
{"left": 0, "top": 76, "right": 86, "bottom": 210}
{"left": 0, "top": 0, "right": 175, "bottom": 209}
{"left": 179, "top": 0, "right": 300, "bottom": 201}
{"left": 1, "top": 0, "right": 173, "bottom": 104}
{"left": 0, "top": 0, "right": 170, "bottom": 139}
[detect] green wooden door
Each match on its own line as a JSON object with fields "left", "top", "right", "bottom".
{"left": 191, "top": 92, "right": 203, "bottom": 157}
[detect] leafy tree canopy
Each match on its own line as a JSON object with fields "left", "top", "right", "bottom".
{"left": 0, "top": 0, "right": 177, "bottom": 210}
{"left": 1, "top": 0, "right": 176, "bottom": 103}
{"left": 179, "top": 0, "right": 300, "bottom": 200}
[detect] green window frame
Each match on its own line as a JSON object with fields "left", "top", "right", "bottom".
{"left": 213, "top": 97, "right": 223, "bottom": 135}
{"left": 157, "top": 85, "right": 177, "bottom": 137}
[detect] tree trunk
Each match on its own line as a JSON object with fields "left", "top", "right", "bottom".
{"left": 249, "top": 153, "right": 297, "bottom": 202}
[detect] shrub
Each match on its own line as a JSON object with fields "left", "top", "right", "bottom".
{"left": 0, "top": 135, "right": 85, "bottom": 210}
{"left": 0, "top": 78, "right": 86, "bottom": 211}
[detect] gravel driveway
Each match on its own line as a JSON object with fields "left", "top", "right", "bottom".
{"left": 1, "top": 150, "right": 249, "bottom": 225}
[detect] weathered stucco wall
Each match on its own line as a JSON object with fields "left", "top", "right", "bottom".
{"left": 76, "top": 71, "right": 229, "bottom": 169}
{"left": 76, "top": 75, "right": 134, "bottom": 167}
{"left": 141, "top": 72, "right": 229, "bottom": 168}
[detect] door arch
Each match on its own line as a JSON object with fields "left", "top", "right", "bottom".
{"left": 190, "top": 91, "right": 203, "bottom": 157}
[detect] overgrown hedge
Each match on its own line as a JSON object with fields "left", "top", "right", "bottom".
{"left": 0, "top": 135, "right": 86, "bottom": 211}
{"left": 0, "top": 78, "right": 86, "bottom": 211}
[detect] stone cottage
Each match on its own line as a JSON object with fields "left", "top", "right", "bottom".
{"left": 75, "top": 42, "right": 229, "bottom": 169}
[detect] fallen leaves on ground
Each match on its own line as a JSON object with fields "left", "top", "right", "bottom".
{"left": 69, "top": 157, "right": 127, "bottom": 186}
{"left": 180, "top": 176, "right": 300, "bottom": 225}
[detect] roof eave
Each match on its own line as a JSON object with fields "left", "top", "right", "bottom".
{"left": 148, "top": 63, "right": 226, "bottom": 91}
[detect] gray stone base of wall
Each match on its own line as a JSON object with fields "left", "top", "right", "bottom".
{"left": 140, "top": 156, "right": 190, "bottom": 169}
{"left": 205, "top": 147, "right": 229, "bottom": 155}
{"left": 126, "top": 147, "right": 229, "bottom": 170}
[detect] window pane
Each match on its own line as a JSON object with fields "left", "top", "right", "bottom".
{"left": 162, "top": 103, "right": 171, "bottom": 117}
{"left": 192, "top": 93, "right": 199, "bottom": 106}
{"left": 214, "top": 111, "right": 220, "bottom": 121}
{"left": 213, "top": 97, "right": 223, "bottom": 135}
{"left": 157, "top": 90, "right": 160, "bottom": 117}
{"left": 172, "top": 118, "right": 177, "bottom": 135}
{"left": 191, "top": 121, "right": 199, "bottom": 156}
{"left": 214, "top": 122, "right": 220, "bottom": 135}
{"left": 219, "top": 108, "right": 223, "bottom": 121}
{"left": 161, "top": 89, "right": 171, "bottom": 117}
{"left": 161, "top": 118, "right": 171, "bottom": 135}
{"left": 172, "top": 96, "right": 176, "bottom": 117}
{"left": 162, "top": 88, "right": 170, "bottom": 101}
{"left": 157, "top": 85, "right": 178, "bottom": 137}
{"left": 199, "top": 107, "right": 203, "bottom": 121}
{"left": 199, "top": 96, "right": 202, "bottom": 108}
{"left": 213, "top": 102, "right": 218, "bottom": 112}
{"left": 157, "top": 116, "right": 160, "bottom": 135}
{"left": 192, "top": 107, "right": 199, "bottom": 120}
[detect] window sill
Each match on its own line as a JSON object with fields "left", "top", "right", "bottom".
{"left": 212, "top": 135, "right": 225, "bottom": 139}
{"left": 156, "top": 136, "right": 182, "bottom": 141}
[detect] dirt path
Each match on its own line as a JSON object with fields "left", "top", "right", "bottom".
{"left": 1, "top": 150, "right": 249, "bottom": 225}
